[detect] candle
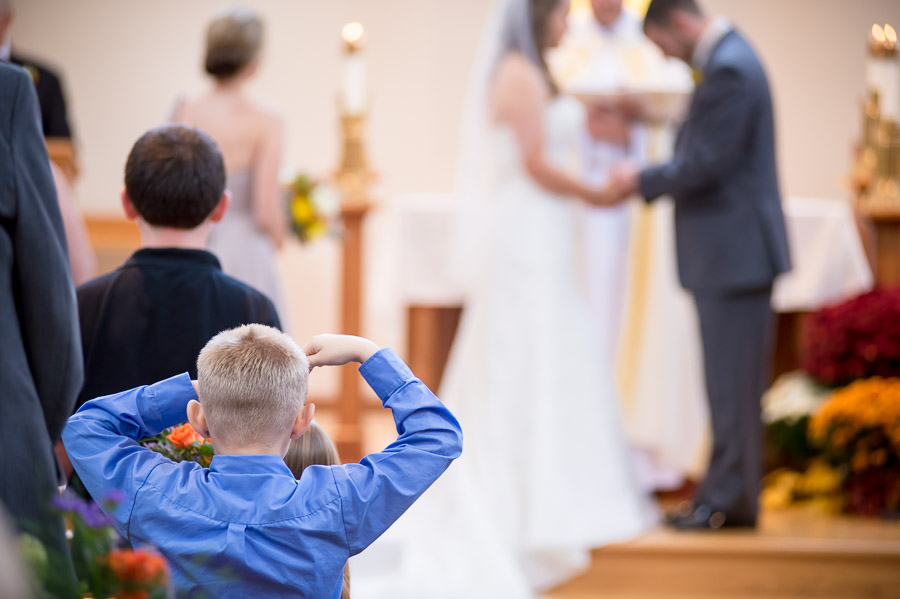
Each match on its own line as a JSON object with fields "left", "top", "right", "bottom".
{"left": 867, "top": 24, "right": 900, "bottom": 122}
{"left": 341, "top": 22, "right": 367, "bottom": 115}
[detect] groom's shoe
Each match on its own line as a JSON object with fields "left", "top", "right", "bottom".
{"left": 666, "top": 503, "right": 755, "bottom": 531}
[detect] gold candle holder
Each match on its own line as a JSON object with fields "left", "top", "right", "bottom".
{"left": 335, "top": 21, "right": 375, "bottom": 205}
{"left": 336, "top": 112, "right": 376, "bottom": 204}
{"left": 863, "top": 90, "right": 880, "bottom": 148}
{"left": 874, "top": 120, "right": 900, "bottom": 197}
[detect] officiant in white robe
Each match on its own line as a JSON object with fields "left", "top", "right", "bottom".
{"left": 549, "top": 0, "right": 708, "bottom": 489}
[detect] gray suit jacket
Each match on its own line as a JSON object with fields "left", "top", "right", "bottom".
{"left": 640, "top": 30, "right": 791, "bottom": 293}
{"left": 0, "top": 62, "right": 82, "bottom": 520}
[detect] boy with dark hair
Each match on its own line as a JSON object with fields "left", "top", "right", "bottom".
{"left": 74, "top": 124, "right": 282, "bottom": 411}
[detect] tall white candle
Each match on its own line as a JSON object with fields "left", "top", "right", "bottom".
{"left": 342, "top": 22, "right": 367, "bottom": 115}
{"left": 868, "top": 24, "right": 900, "bottom": 122}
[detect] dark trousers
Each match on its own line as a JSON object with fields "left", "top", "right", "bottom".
{"left": 693, "top": 286, "right": 775, "bottom": 524}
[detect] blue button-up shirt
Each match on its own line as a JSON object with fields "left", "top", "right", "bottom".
{"left": 63, "top": 349, "right": 463, "bottom": 598}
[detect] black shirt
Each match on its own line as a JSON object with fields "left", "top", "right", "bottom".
{"left": 76, "top": 248, "right": 282, "bottom": 410}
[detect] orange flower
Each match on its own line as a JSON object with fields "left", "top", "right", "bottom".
{"left": 809, "top": 377, "right": 900, "bottom": 458}
{"left": 108, "top": 548, "right": 169, "bottom": 591}
{"left": 166, "top": 423, "right": 204, "bottom": 449}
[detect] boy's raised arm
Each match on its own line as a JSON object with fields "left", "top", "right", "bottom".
{"left": 62, "top": 373, "right": 197, "bottom": 535}
{"left": 305, "top": 336, "right": 463, "bottom": 555}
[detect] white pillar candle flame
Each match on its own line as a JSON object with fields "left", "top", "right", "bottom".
{"left": 341, "top": 22, "right": 367, "bottom": 115}
{"left": 867, "top": 24, "right": 900, "bottom": 122}
{"left": 885, "top": 24, "right": 897, "bottom": 50}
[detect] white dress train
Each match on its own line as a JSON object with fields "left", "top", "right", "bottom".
{"left": 351, "top": 95, "right": 657, "bottom": 599}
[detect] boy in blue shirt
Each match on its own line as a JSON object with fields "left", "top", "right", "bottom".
{"left": 63, "top": 325, "right": 463, "bottom": 598}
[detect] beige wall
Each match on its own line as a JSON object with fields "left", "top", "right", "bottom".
{"left": 11, "top": 0, "right": 900, "bottom": 393}
{"left": 14, "top": 0, "right": 900, "bottom": 212}
{"left": 12, "top": 0, "right": 491, "bottom": 214}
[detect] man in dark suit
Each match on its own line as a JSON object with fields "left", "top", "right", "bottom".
{"left": 612, "top": 0, "right": 791, "bottom": 529}
{"left": 0, "top": 61, "right": 81, "bottom": 586}
{"left": 1, "top": 1, "right": 73, "bottom": 139}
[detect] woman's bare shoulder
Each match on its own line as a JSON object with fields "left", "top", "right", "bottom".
{"left": 494, "top": 52, "right": 545, "bottom": 93}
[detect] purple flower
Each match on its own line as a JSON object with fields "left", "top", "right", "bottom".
{"left": 103, "top": 488, "right": 126, "bottom": 505}
{"left": 81, "top": 501, "right": 112, "bottom": 529}
{"left": 50, "top": 493, "right": 84, "bottom": 513}
{"left": 51, "top": 491, "right": 113, "bottom": 529}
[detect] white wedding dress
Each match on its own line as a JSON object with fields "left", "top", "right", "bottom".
{"left": 351, "top": 95, "right": 657, "bottom": 599}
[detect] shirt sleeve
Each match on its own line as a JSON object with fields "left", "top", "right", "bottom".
{"left": 62, "top": 373, "right": 196, "bottom": 535}
{"left": 639, "top": 64, "right": 757, "bottom": 202}
{"left": 331, "top": 349, "right": 463, "bottom": 555}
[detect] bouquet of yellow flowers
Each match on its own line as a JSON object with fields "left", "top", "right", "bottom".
{"left": 286, "top": 174, "right": 341, "bottom": 244}
{"left": 809, "top": 378, "right": 900, "bottom": 517}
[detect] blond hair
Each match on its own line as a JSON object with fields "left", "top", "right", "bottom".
{"left": 284, "top": 420, "right": 341, "bottom": 477}
{"left": 197, "top": 324, "right": 308, "bottom": 446}
{"left": 204, "top": 5, "right": 263, "bottom": 79}
{"left": 284, "top": 422, "right": 351, "bottom": 599}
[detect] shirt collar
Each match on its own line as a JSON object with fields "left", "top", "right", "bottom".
{"left": 126, "top": 247, "right": 222, "bottom": 269}
{"left": 208, "top": 454, "right": 296, "bottom": 477}
{"left": 0, "top": 40, "right": 11, "bottom": 63}
{"left": 691, "top": 16, "right": 732, "bottom": 71}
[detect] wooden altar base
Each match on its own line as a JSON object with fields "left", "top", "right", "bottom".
{"left": 546, "top": 509, "right": 900, "bottom": 599}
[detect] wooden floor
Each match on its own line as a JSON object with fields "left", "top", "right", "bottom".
{"left": 315, "top": 405, "right": 900, "bottom": 598}
{"left": 545, "top": 509, "right": 900, "bottom": 599}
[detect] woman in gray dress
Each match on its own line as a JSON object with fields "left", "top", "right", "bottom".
{"left": 174, "top": 5, "right": 287, "bottom": 318}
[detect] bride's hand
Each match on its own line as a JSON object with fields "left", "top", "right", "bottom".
{"left": 581, "top": 186, "right": 615, "bottom": 207}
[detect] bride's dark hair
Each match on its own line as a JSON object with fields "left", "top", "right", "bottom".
{"left": 497, "top": 0, "right": 562, "bottom": 94}
{"left": 529, "top": 0, "right": 562, "bottom": 93}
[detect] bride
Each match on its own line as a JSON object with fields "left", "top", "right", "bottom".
{"left": 352, "top": 1, "right": 656, "bottom": 596}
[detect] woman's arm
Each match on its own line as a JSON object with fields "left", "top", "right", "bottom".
{"left": 252, "top": 111, "right": 287, "bottom": 248}
{"left": 492, "top": 54, "right": 613, "bottom": 206}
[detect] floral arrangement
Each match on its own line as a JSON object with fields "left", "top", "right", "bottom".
{"left": 140, "top": 423, "right": 213, "bottom": 468}
{"left": 23, "top": 490, "right": 170, "bottom": 599}
{"left": 762, "top": 372, "right": 831, "bottom": 470}
{"left": 807, "top": 378, "right": 900, "bottom": 517}
{"left": 761, "top": 459, "right": 844, "bottom": 515}
{"left": 286, "top": 174, "right": 341, "bottom": 244}
{"left": 801, "top": 288, "right": 900, "bottom": 387}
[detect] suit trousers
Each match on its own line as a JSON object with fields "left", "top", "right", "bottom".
{"left": 693, "top": 286, "right": 775, "bottom": 524}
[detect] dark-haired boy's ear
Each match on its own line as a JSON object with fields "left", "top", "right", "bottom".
{"left": 120, "top": 187, "right": 140, "bottom": 220}
{"left": 290, "top": 403, "right": 316, "bottom": 440}
{"left": 209, "top": 191, "right": 232, "bottom": 224}
{"left": 187, "top": 400, "right": 211, "bottom": 438}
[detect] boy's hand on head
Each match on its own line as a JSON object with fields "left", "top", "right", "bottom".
{"left": 304, "top": 334, "right": 380, "bottom": 370}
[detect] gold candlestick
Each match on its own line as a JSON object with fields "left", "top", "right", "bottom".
{"left": 336, "top": 112, "right": 376, "bottom": 204}
{"left": 333, "top": 21, "right": 376, "bottom": 463}
{"left": 336, "top": 21, "right": 376, "bottom": 205}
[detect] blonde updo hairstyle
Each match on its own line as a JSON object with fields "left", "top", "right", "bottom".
{"left": 204, "top": 5, "right": 264, "bottom": 80}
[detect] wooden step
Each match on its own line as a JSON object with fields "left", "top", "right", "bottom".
{"left": 547, "top": 510, "right": 900, "bottom": 599}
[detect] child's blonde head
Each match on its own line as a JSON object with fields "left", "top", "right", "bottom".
{"left": 197, "top": 324, "right": 308, "bottom": 446}
{"left": 284, "top": 420, "right": 340, "bottom": 478}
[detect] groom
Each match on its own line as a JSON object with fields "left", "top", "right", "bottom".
{"left": 610, "top": 0, "right": 791, "bottom": 529}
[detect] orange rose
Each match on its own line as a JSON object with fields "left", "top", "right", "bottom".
{"left": 166, "top": 423, "right": 204, "bottom": 449}
{"left": 108, "top": 548, "right": 169, "bottom": 590}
